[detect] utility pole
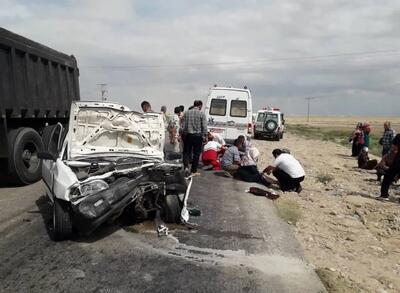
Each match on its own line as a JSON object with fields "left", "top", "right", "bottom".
{"left": 305, "top": 97, "right": 314, "bottom": 122}
{"left": 97, "top": 83, "right": 108, "bottom": 101}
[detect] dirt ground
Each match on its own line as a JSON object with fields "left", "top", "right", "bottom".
{"left": 253, "top": 132, "right": 400, "bottom": 293}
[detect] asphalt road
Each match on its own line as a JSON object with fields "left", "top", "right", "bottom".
{"left": 0, "top": 172, "right": 325, "bottom": 293}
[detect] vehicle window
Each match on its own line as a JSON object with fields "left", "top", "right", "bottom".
{"left": 257, "top": 113, "right": 266, "bottom": 121}
{"left": 230, "top": 100, "right": 247, "bottom": 117}
{"left": 209, "top": 99, "right": 227, "bottom": 116}
{"left": 266, "top": 113, "right": 278, "bottom": 119}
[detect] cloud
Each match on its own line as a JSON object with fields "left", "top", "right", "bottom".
{"left": 1, "top": 0, "right": 400, "bottom": 115}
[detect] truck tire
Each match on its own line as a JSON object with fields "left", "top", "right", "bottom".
{"left": 8, "top": 128, "right": 44, "bottom": 185}
{"left": 162, "top": 194, "right": 181, "bottom": 223}
{"left": 51, "top": 199, "right": 73, "bottom": 241}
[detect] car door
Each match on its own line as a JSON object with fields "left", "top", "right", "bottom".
{"left": 41, "top": 123, "right": 63, "bottom": 197}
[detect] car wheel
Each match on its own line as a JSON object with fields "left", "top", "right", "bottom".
{"left": 264, "top": 119, "right": 278, "bottom": 132}
{"left": 8, "top": 127, "right": 44, "bottom": 185}
{"left": 162, "top": 194, "right": 181, "bottom": 223}
{"left": 280, "top": 132, "right": 284, "bottom": 139}
{"left": 51, "top": 198, "right": 73, "bottom": 241}
{"left": 276, "top": 134, "right": 280, "bottom": 141}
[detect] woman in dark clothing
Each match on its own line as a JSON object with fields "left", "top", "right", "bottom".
{"left": 350, "top": 122, "right": 364, "bottom": 157}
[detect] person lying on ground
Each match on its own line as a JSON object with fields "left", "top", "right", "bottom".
{"left": 380, "top": 133, "right": 400, "bottom": 200}
{"left": 202, "top": 139, "right": 224, "bottom": 170}
{"left": 221, "top": 139, "right": 243, "bottom": 173}
{"left": 358, "top": 147, "right": 378, "bottom": 170}
{"left": 233, "top": 164, "right": 271, "bottom": 187}
{"left": 262, "top": 149, "right": 305, "bottom": 193}
{"left": 208, "top": 131, "right": 226, "bottom": 146}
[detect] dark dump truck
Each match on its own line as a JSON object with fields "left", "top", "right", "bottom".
{"left": 0, "top": 27, "right": 80, "bottom": 185}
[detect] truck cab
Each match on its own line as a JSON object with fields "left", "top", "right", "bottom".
{"left": 254, "top": 108, "right": 285, "bottom": 141}
{"left": 204, "top": 86, "right": 253, "bottom": 143}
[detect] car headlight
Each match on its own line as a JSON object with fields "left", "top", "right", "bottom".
{"left": 80, "top": 179, "right": 109, "bottom": 197}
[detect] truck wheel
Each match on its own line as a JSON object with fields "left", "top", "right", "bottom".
{"left": 162, "top": 194, "right": 181, "bottom": 223}
{"left": 51, "top": 199, "right": 73, "bottom": 241}
{"left": 8, "top": 128, "right": 44, "bottom": 185}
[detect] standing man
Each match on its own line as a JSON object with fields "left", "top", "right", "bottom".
{"left": 141, "top": 101, "right": 152, "bottom": 113}
{"left": 380, "top": 134, "right": 400, "bottom": 200}
{"left": 379, "top": 121, "right": 396, "bottom": 156}
{"left": 182, "top": 100, "right": 207, "bottom": 176}
{"left": 263, "top": 149, "right": 305, "bottom": 193}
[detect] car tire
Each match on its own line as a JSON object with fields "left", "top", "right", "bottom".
{"left": 276, "top": 134, "right": 280, "bottom": 141}
{"left": 280, "top": 132, "right": 283, "bottom": 139}
{"left": 8, "top": 127, "right": 44, "bottom": 185}
{"left": 264, "top": 119, "right": 278, "bottom": 132}
{"left": 162, "top": 194, "right": 181, "bottom": 223}
{"left": 51, "top": 198, "right": 73, "bottom": 241}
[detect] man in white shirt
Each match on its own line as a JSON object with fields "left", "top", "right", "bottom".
{"left": 263, "top": 149, "right": 305, "bottom": 193}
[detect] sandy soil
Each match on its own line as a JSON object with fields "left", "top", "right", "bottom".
{"left": 253, "top": 132, "right": 400, "bottom": 293}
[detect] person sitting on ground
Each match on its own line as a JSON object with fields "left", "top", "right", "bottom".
{"left": 202, "top": 135, "right": 225, "bottom": 170}
{"left": 221, "top": 139, "right": 243, "bottom": 173}
{"left": 262, "top": 149, "right": 305, "bottom": 193}
{"left": 380, "top": 133, "right": 400, "bottom": 200}
{"left": 379, "top": 121, "right": 396, "bottom": 156}
{"left": 357, "top": 147, "right": 378, "bottom": 170}
{"left": 141, "top": 100, "right": 152, "bottom": 113}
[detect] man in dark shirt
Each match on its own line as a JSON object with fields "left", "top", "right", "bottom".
{"left": 380, "top": 133, "right": 400, "bottom": 200}
{"left": 182, "top": 100, "right": 207, "bottom": 175}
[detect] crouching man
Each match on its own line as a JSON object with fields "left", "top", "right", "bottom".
{"left": 263, "top": 149, "right": 305, "bottom": 193}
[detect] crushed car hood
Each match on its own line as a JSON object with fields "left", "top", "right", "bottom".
{"left": 68, "top": 101, "right": 165, "bottom": 160}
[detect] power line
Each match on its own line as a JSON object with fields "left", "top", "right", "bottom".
{"left": 80, "top": 49, "right": 400, "bottom": 70}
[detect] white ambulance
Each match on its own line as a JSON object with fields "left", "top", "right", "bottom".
{"left": 204, "top": 86, "right": 253, "bottom": 143}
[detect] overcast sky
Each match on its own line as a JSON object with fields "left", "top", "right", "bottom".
{"left": 2, "top": 0, "right": 400, "bottom": 116}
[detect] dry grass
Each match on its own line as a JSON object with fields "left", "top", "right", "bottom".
{"left": 275, "top": 198, "right": 302, "bottom": 225}
{"left": 284, "top": 116, "right": 396, "bottom": 156}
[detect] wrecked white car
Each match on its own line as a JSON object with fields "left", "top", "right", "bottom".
{"left": 39, "top": 101, "right": 191, "bottom": 241}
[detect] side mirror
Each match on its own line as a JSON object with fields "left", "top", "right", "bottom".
{"left": 38, "top": 152, "right": 57, "bottom": 162}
